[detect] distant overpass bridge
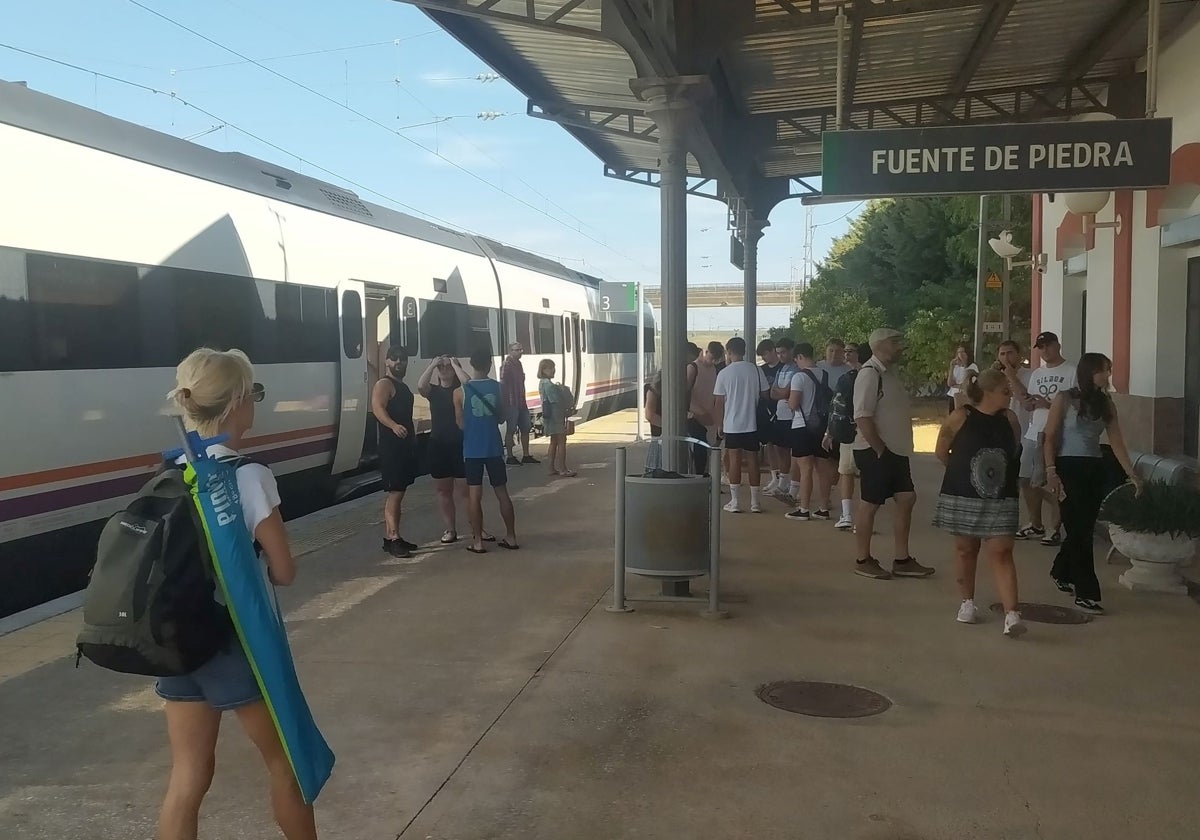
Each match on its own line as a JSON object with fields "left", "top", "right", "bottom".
{"left": 643, "top": 282, "right": 801, "bottom": 308}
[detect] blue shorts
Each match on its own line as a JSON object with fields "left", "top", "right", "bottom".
{"left": 155, "top": 643, "right": 263, "bottom": 711}
{"left": 465, "top": 456, "right": 507, "bottom": 487}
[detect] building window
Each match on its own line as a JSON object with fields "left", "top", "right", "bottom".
{"left": 401, "top": 296, "right": 419, "bottom": 357}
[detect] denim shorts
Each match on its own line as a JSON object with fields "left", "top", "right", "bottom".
{"left": 155, "top": 642, "right": 263, "bottom": 711}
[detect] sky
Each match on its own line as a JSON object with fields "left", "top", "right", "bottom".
{"left": 2, "top": 0, "right": 864, "bottom": 331}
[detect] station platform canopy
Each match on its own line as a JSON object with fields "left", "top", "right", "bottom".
{"left": 390, "top": 0, "right": 1196, "bottom": 219}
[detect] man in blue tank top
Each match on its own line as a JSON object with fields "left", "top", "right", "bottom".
{"left": 454, "top": 347, "right": 519, "bottom": 553}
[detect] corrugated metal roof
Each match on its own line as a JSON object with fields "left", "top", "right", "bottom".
{"left": 400, "top": 0, "right": 1199, "bottom": 206}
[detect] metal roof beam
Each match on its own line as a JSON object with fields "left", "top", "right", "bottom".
{"left": 395, "top": 0, "right": 605, "bottom": 39}
{"left": 752, "top": 0, "right": 994, "bottom": 36}
{"left": 941, "top": 0, "right": 1016, "bottom": 107}
{"left": 843, "top": 0, "right": 867, "bottom": 120}
{"left": 528, "top": 102, "right": 660, "bottom": 143}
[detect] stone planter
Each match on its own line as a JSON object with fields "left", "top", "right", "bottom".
{"left": 1110, "top": 525, "right": 1197, "bottom": 595}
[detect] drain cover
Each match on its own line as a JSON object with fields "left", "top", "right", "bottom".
{"left": 756, "top": 681, "right": 891, "bottom": 718}
{"left": 989, "top": 602, "right": 1091, "bottom": 624}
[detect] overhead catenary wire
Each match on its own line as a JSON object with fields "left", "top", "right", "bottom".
{"left": 0, "top": 42, "right": 617, "bottom": 278}
{"left": 813, "top": 201, "right": 865, "bottom": 229}
{"left": 125, "top": 0, "right": 653, "bottom": 275}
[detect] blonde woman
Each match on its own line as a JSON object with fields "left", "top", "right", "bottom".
{"left": 537, "top": 358, "right": 576, "bottom": 477}
{"left": 158, "top": 348, "right": 318, "bottom": 840}
{"left": 933, "top": 368, "right": 1025, "bottom": 638}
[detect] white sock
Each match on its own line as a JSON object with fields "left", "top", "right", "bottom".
{"left": 841, "top": 498, "right": 853, "bottom": 517}
{"left": 790, "top": 480, "right": 801, "bottom": 497}
{"left": 729, "top": 484, "right": 742, "bottom": 506}
{"left": 750, "top": 485, "right": 761, "bottom": 505}
{"left": 763, "top": 475, "right": 778, "bottom": 492}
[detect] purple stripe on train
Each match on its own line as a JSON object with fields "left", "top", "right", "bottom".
{"left": 0, "top": 439, "right": 333, "bottom": 523}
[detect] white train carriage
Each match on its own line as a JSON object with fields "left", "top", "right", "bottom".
{"left": 0, "top": 80, "right": 656, "bottom": 618}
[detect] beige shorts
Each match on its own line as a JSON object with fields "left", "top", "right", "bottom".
{"left": 838, "top": 443, "right": 859, "bottom": 477}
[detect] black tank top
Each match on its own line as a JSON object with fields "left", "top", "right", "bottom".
{"left": 427, "top": 382, "right": 462, "bottom": 442}
{"left": 380, "top": 376, "right": 414, "bottom": 447}
{"left": 940, "top": 406, "right": 1019, "bottom": 500}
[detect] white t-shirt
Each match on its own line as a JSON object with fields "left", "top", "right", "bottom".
{"left": 947, "top": 363, "right": 979, "bottom": 397}
{"left": 773, "top": 361, "right": 799, "bottom": 421}
{"left": 713, "top": 360, "right": 770, "bottom": 434}
{"left": 817, "top": 361, "right": 852, "bottom": 390}
{"left": 1025, "top": 361, "right": 1077, "bottom": 441}
{"left": 788, "top": 367, "right": 825, "bottom": 429}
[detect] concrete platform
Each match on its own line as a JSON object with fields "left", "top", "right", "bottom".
{"left": 2, "top": 409, "right": 1199, "bottom": 839}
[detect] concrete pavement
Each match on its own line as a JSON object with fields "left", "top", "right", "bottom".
{"left": 2, "top": 408, "right": 1199, "bottom": 839}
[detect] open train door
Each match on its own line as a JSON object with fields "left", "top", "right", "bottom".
{"left": 561, "top": 311, "right": 581, "bottom": 410}
{"left": 331, "top": 280, "right": 368, "bottom": 474}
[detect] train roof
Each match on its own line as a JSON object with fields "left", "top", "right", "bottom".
{"left": 0, "top": 79, "right": 599, "bottom": 289}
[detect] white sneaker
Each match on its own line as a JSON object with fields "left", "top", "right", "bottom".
{"left": 834, "top": 514, "right": 854, "bottom": 531}
{"left": 956, "top": 600, "right": 979, "bottom": 624}
{"left": 1003, "top": 611, "right": 1027, "bottom": 638}
{"left": 723, "top": 500, "right": 741, "bottom": 513}
{"left": 763, "top": 476, "right": 779, "bottom": 494}
{"left": 750, "top": 500, "right": 762, "bottom": 513}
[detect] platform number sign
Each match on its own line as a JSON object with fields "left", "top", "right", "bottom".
{"left": 598, "top": 281, "right": 638, "bottom": 313}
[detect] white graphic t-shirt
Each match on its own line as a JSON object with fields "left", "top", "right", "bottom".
{"left": 1025, "top": 362, "right": 1076, "bottom": 441}
{"left": 713, "top": 360, "right": 770, "bottom": 434}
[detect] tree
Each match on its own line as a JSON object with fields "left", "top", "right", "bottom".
{"left": 792, "top": 194, "right": 1032, "bottom": 388}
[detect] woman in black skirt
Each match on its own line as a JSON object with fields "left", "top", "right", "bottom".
{"left": 933, "top": 368, "right": 1026, "bottom": 638}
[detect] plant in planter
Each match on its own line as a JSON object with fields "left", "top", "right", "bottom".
{"left": 1100, "top": 480, "right": 1200, "bottom": 595}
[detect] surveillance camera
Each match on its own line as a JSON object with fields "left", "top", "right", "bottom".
{"left": 1034, "top": 252, "right": 1048, "bottom": 274}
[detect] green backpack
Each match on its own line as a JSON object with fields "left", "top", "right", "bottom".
{"left": 76, "top": 461, "right": 241, "bottom": 677}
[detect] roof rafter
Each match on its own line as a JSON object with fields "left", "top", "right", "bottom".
{"left": 941, "top": 0, "right": 1017, "bottom": 111}
{"left": 753, "top": 0, "right": 995, "bottom": 36}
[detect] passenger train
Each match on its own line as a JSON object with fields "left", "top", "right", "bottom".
{"left": 0, "top": 80, "right": 656, "bottom": 618}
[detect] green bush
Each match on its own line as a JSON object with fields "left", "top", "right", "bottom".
{"left": 1099, "top": 479, "right": 1200, "bottom": 539}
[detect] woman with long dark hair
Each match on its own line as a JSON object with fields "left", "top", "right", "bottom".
{"left": 1042, "top": 353, "right": 1142, "bottom": 614}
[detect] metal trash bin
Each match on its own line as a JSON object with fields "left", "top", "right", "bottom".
{"left": 623, "top": 473, "right": 711, "bottom": 578}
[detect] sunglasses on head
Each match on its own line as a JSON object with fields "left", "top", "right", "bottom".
{"left": 248, "top": 382, "right": 265, "bottom": 403}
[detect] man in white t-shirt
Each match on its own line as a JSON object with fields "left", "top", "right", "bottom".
{"left": 713, "top": 336, "right": 770, "bottom": 513}
{"left": 1020, "top": 331, "right": 1075, "bottom": 546}
{"left": 784, "top": 342, "right": 836, "bottom": 521}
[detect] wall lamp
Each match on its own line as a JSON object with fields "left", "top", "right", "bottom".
{"left": 1064, "top": 191, "right": 1122, "bottom": 236}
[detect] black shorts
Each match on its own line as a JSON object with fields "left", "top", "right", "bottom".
{"left": 771, "top": 419, "right": 793, "bottom": 447}
{"left": 380, "top": 444, "right": 417, "bottom": 492}
{"left": 429, "top": 437, "right": 466, "bottom": 480}
{"left": 723, "top": 431, "right": 759, "bottom": 452}
{"left": 465, "top": 456, "right": 507, "bottom": 487}
{"left": 854, "top": 448, "right": 915, "bottom": 505}
{"left": 790, "top": 425, "right": 830, "bottom": 459}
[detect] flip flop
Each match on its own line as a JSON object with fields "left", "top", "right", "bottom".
{"left": 497, "top": 539, "right": 520, "bottom": 550}
{"left": 558, "top": 470, "right": 577, "bottom": 477}
{"left": 482, "top": 534, "right": 497, "bottom": 542}
{"left": 466, "top": 545, "right": 487, "bottom": 554}
{"left": 440, "top": 531, "right": 458, "bottom": 544}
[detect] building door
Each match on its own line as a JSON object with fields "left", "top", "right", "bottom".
{"left": 1185, "top": 258, "right": 1200, "bottom": 458}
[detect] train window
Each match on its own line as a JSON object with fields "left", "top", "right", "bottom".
{"left": 0, "top": 248, "right": 33, "bottom": 371}
{"left": 419, "top": 299, "right": 457, "bottom": 357}
{"left": 341, "top": 289, "right": 364, "bottom": 359}
{"left": 401, "top": 297, "right": 419, "bottom": 357}
{"left": 513, "top": 311, "right": 532, "bottom": 352}
{"left": 173, "top": 269, "right": 259, "bottom": 361}
{"left": 584, "top": 321, "right": 640, "bottom": 354}
{"left": 434, "top": 277, "right": 448, "bottom": 294}
{"left": 579, "top": 320, "right": 586, "bottom": 352}
{"left": 564, "top": 316, "right": 572, "bottom": 353}
{"left": 644, "top": 325, "right": 656, "bottom": 354}
{"left": 532, "top": 313, "right": 558, "bottom": 354}
{"left": 26, "top": 252, "right": 142, "bottom": 370}
{"left": 467, "top": 305, "right": 493, "bottom": 355}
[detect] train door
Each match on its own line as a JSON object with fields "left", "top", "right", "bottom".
{"left": 332, "top": 280, "right": 367, "bottom": 474}
{"left": 561, "top": 312, "right": 582, "bottom": 408}
{"left": 362, "top": 287, "right": 399, "bottom": 462}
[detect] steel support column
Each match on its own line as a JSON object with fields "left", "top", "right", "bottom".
{"left": 742, "top": 220, "right": 766, "bottom": 344}
{"left": 634, "top": 78, "right": 702, "bottom": 472}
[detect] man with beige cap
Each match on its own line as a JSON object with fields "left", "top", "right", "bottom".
{"left": 852, "top": 328, "right": 934, "bottom": 580}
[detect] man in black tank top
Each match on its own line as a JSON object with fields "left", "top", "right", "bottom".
{"left": 372, "top": 347, "right": 418, "bottom": 557}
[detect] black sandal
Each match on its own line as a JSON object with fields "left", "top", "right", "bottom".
{"left": 466, "top": 545, "right": 487, "bottom": 554}
{"left": 497, "top": 539, "right": 520, "bottom": 550}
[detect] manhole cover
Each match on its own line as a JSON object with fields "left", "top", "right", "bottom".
{"left": 989, "top": 602, "right": 1091, "bottom": 624}
{"left": 756, "top": 681, "right": 891, "bottom": 718}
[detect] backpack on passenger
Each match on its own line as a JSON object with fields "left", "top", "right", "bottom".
{"left": 799, "top": 368, "right": 834, "bottom": 432}
{"left": 75, "top": 457, "right": 249, "bottom": 677}
{"left": 827, "top": 368, "right": 883, "bottom": 445}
